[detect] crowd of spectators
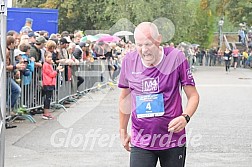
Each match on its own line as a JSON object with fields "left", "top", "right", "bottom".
{"left": 5, "top": 25, "right": 136, "bottom": 119}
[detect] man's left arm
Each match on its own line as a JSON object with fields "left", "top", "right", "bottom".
{"left": 168, "top": 85, "right": 199, "bottom": 133}
{"left": 181, "top": 85, "right": 199, "bottom": 118}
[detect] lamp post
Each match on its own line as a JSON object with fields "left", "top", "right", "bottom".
{"left": 218, "top": 18, "right": 224, "bottom": 49}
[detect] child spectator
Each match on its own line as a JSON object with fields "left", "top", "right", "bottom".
{"left": 19, "top": 42, "right": 35, "bottom": 85}
{"left": 42, "top": 51, "right": 64, "bottom": 120}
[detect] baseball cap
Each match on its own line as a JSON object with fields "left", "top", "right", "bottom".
{"left": 14, "top": 49, "right": 25, "bottom": 57}
{"left": 26, "top": 18, "right": 33, "bottom": 23}
{"left": 59, "top": 38, "right": 70, "bottom": 44}
{"left": 28, "top": 31, "right": 38, "bottom": 38}
{"left": 64, "top": 37, "right": 72, "bottom": 43}
{"left": 36, "top": 36, "right": 47, "bottom": 44}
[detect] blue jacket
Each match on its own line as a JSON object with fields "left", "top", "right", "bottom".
{"left": 21, "top": 54, "right": 35, "bottom": 85}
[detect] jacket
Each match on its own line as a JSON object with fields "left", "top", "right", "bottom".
{"left": 42, "top": 62, "right": 57, "bottom": 86}
{"left": 21, "top": 54, "right": 35, "bottom": 85}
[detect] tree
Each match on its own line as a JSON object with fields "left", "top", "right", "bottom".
{"left": 187, "top": 0, "right": 215, "bottom": 48}
{"left": 226, "top": 0, "right": 252, "bottom": 25}
{"left": 17, "top": 0, "right": 230, "bottom": 48}
{"left": 214, "top": 0, "right": 252, "bottom": 27}
{"left": 17, "top": 0, "right": 47, "bottom": 8}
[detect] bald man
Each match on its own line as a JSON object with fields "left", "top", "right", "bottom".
{"left": 118, "top": 22, "right": 199, "bottom": 167}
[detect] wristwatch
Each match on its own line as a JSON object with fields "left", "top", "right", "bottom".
{"left": 182, "top": 114, "right": 190, "bottom": 123}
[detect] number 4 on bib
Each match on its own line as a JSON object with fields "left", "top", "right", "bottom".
{"left": 146, "top": 102, "right": 151, "bottom": 110}
{"left": 136, "top": 94, "right": 165, "bottom": 118}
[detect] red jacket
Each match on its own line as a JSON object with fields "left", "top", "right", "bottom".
{"left": 42, "top": 62, "right": 57, "bottom": 86}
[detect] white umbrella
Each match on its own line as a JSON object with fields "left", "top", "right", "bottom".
{"left": 113, "top": 31, "right": 133, "bottom": 36}
{"left": 191, "top": 44, "right": 200, "bottom": 47}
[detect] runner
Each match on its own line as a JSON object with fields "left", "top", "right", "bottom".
{"left": 118, "top": 22, "right": 199, "bottom": 167}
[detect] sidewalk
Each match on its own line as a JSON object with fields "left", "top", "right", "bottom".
{"left": 5, "top": 66, "right": 252, "bottom": 167}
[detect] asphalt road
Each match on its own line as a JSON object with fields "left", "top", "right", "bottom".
{"left": 4, "top": 66, "right": 252, "bottom": 167}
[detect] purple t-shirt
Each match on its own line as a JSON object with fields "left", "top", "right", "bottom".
{"left": 118, "top": 47, "right": 195, "bottom": 150}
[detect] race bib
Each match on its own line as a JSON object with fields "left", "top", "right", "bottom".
{"left": 136, "top": 93, "right": 165, "bottom": 118}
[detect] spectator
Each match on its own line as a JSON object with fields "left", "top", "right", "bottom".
{"left": 39, "top": 30, "right": 49, "bottom": 40}
{"left": 45, "top": 39, "right": 58, "bottom": 63}
{"left": 69, "top": 34, "right": 75, "bottom": 42}
{"left": 105, "top": 43, "right": 117, "bottom": 81}
{"left": 7, "top": 30, "right": 20, "bottom": 49}
{"left": 58, "top": 37, "right": 72, "bottom": 81}
{"left": 28, "top": 31, "right": 38, "bottom": 45}
{"left": 19, "top": 42, "right": 35, "bottom": 85}
{"left": 242, "top": 49, "right": 248, "bottom": 68}
{"left": 42, "top": 51, "right": 64, "bottom": 120}
{"left": 247, "top": 50, "right": 252, "bottom": 67}
{"left": 95, "top": 41, "right": 106, "bottom": 59}
{"left": 238, "top": 24, "right": 246, "bottom": 45}
{"left": 72, "top": 42, "right": 88, "bottom": 88}
{"left": 59, "top": 37, "right": 70, "bottom": 60}
{"left": 73, "top": 42, "right": 89, "bottom": 61}
{"left": 20, "top": 18, "right": 33, "bottom": 35}
{"left": 20, "top": 34, "right": 29, "bottom": 44}
{"left": 73, "top": 30, "right": 83, "bottom": 44}
{"left": 68, "top": 42, "right": 79, "bottom": 64}
{"left": 217, "top": 48, "right": 223, "bottom": 66}
{"left": 49, "top": 34, "right": 57, "bottom": 39}
{"left": 61, "top": 31, "right": 69, "bottom": 38}
{"left": 170, "top": 42, "right": 175, "bottom": 48}
{"left": 30, "top": 36, "right": 47, "bottom": 68}
{"left": 6, "top": 36, "right": 25, "bottom": 110}
{"left": 205, "top": 49, "right": 210, "bottom": 66}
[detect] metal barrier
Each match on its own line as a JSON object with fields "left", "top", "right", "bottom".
{"left": 5, "top": 59, "right": 120, "bottom": 123}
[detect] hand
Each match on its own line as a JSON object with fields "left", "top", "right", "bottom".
{"left": 65, "top": 59, "right": 70, "bottom": 64}
{"left": 16, "top": 63, "right": 26, "bottom": 70}
{"left": 168, "top": 116, "right": 187, "bottom": 133}
{"left": 66, "top": 59, "right": 74, "bottom": 65}
{"left": 57, "top": 65, "right": 62, "bottom": 70}
{"left": 57, "top": 66, "right": 64, "bottom": 72}
{"left": 59, "top": 59, "right": 66, "bottom": 64}
{"left": 30, "top": 57, "right": 35, "bottom": 62}
{"left": 74, "top": 59, "right": 79, "bottom": 65}
{"left": 36, "top": 62, "right": 42, "bottom": 68}
{"left": 120, "top": 132, "right": 131, "bottom": 152}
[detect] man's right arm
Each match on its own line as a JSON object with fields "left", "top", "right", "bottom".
{"left": 119, "top": 88, "right": 131, "bottom": 151}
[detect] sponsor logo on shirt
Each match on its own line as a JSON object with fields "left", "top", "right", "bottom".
{"left": 186, "top": 68, "right": 194, "bottom": 83}
{"left": 186, "top": 68, "right": 193, "bottom": 79}
{"left": 142, "top": 77, "right": 159, "bottom": 93}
